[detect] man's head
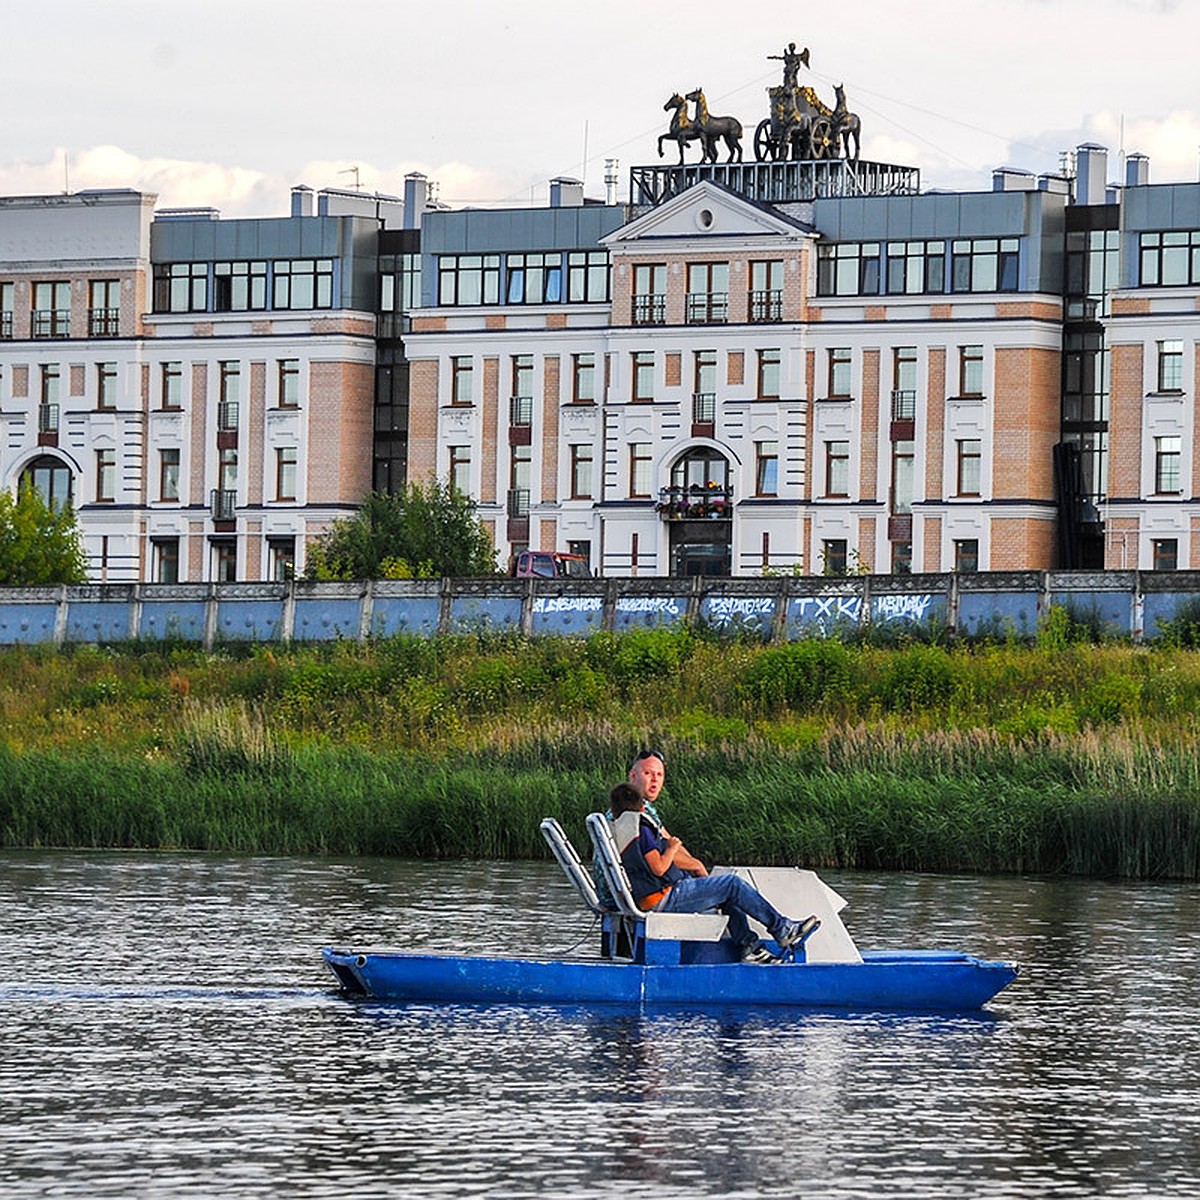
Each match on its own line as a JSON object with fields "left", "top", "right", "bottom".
{"left": 629, "top": 749, "right": 665, "bottom": 804}
{"left": 609, "top": 782, "right": 645, "bottom": 816}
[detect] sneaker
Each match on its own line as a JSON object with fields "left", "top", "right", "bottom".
{"left": 777, "top": 915, "right": 821, "bottom": 949}
{"left": 740, "top": 941, "right": 778, "bottom": 964}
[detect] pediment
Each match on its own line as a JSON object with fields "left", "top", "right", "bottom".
{"left": 602, "top": 181, "right": 812, "bottom": 248}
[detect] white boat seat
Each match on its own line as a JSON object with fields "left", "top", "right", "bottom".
{"left": 540, "top": 817, "right": 609, "bottom": 915}
{"left": 585, "top": 811, "right": 728, "bottom": 943}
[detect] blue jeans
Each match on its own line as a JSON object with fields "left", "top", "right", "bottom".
{"left": 654, "top": 875, "right": 788, "bottom": 950}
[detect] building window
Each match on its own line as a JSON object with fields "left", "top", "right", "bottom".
{"left": 275, "top": 447, "right": 298, "bottom": 501}
{"left": 757, "top": 348, "right": 781, "bottom": 400}
{"left": 632, "top": 263, "right": 666, "bottom": 325}
{"left": 269, "top": 537, "right": 296, "bottom": 582}
{"left": 96, "top": 448, "right": 116, "bottom": 502}
{"left": 161, "top": 361, "right": 183, "bottom": 409}
{"left": 891, "top": 542, "right": 913, "bottom": 575}
{"left": 892, "top": 346, "right": 917, "bottom": 418}
{"left": 959, "top": 344, "right": 984, "bottom": 397}
{"left": 569, "top": 443, "right": 594, "bottom": 499}
{"left": 567, "top": 539, "right": 592, "bottom": 570}
{"left": 212, "top": 540, "right": 237, "bottom": 582}
{"left": 954, "top": 538, "right": 979, "bottom": 573}
{"left": 886, "top": 241, "right": 944, "bottom": 295}
{"left": 749, "top": 260, "right": 783, "bottom": 321}
{"left": 22, "top": 455, "right": 73, "bottom": 509}
{"left": 1157, "top": 339, "right": 1184, "bottom": 393}
{"left": 273, "top": 259, "right": 333, "bottom": 310}
{"left": 1155, "top": 435, "right": 1182, "bottom": 494}
{"left": 828, "top": 347, "right": 852, "bottom": 398}
{"left": 40, "top": 363, "right": 61, "bottom": 405}
{"left": 686, "top": 262, "right": 729, "bottom": 323}
{"left": 568, "top": 251, "right": 610, "bottom": 302}
{"left": 629, "top": 442, "right": 653, "bottom": 498}
{"left": 822, "top": 539, "right": 848, "bottom": 575}
{"left": 825, "top": 440, "right": 850, "bottom": 497}
{"left": 891, "top": 440, "right": 914, "bottom": 513}
{"left": 509, "top": 355, "right": 534, "bottom": 427}
{"left": 951, "top": 238, "right": 1019, "bottom": 293}
{"left": 572, "top": 353, "right": 595, "bottom": 403}
{"left": 506, "top": 252, "right": 563, "bottom": 304}
{"left": 97, "top": 362, "right": 118, "bottom": 409}
{"left": 32, "top": 281, "right": 71, "bottom": 337}
{"left": 693, "top": 349, "right": 717, "bottom": 421}
{"left": 956, "top": 439, "right": 982, "bottom": 496}
{"left": 278, "top": 359, "right": 300, "bottom": 407}
{"left": 219, "top": 447, "right": 238, "bottom": 495}
{"left": 218, "top": 361, "right": 240, "bottom": 429}
{"left": 632, "top": 351, "right": 655, "bottom": 402}
{"left": 451, "top": 356, "right": 473, "bottom": 405}
{"left": 817, "top": 243, "right": 881, "bottom": 296}
{"left": 88, "top": 279, "right": 120, "bottom": 336}
{"left": 1152, "top": 538, "right": 1179, "bottom": 571}
{"left": 437, "top": 254, "right": 500, "bottom": 306}
{"left": 159, "top": 448, "right": 181, "bottom": 502}
{"left": 755, "top": 441, "right": 779, "bottom": 496}
{"left": 0, "top": 281, "right": 13, "bottom": 338}
{"left": 449, "top": 445, "right": 471, "bottom": 494}
{"left": 1139, "top": 231, "right": 1200, "bottom": 287}
{"left": 508, "top": 445, "right": 532, "bottom": 516}
{"left": 154, "top": 538, "right": 180, "bottom": 584}
{"left": 213, "top": 261, "right": 268, "bottom": 311}
{"left": 154, "top": 263, "right": 208, "bottom": 313}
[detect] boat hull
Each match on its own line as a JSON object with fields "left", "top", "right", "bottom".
{"left": 322, "top": 947, "right": 1018, "bottom": 1012}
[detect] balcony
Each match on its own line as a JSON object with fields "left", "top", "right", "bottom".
{"left": 509, "top": 395, "right": 533, "bottom": 427}
{"left": 685, "top": 292, "right": 728, "bottom": 324}
{"left": 217, "top": 400, "right": 240, "bottom": 431}
{"left": 507, "top": 487, "right": 530, "bottom": 518}
{"left": 38, "top": 403, "right": 60, "bottom": 433}
{"left": 749, "top": 289, "right": 782, "bottom": 322}
{"left": 632, "top": 293, "right": 666, "bottom": 325}
{"left": 210, "top": 488, "right": 237, "bottom": 523}
{"left": 88, "top": 308, "right": 120, "bottom": 337}
{"left": 655, "top": 483, "right": 733, "bottom": 521}
{"left": 0, "top": 312, "right": 12, "bottom": 338}
{"left": 890, "top": 388, "right": 916, "bottom": 440}
{"left": 31, "top": 309, "right": 70, "bottom": 338}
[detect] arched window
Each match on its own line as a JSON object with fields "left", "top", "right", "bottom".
{"left": 21, "top": 455, "right": 74, "bottom": 509}
{"left": 670, "top": 446, "right": 729, "bottom": 491}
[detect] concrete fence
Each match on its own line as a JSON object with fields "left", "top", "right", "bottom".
{"left": 2, "top": 571, "right": 1200, "bottom": 647}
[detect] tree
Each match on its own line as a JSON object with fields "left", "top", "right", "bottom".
{"left": 305, "top": 481, "right": 499, "bottom": 580}
{"left": 0, "top": 483, "right": 88, "bottom": 585}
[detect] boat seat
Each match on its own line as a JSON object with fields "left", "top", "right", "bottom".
{"left": 585, "top": 811, "right": 727, "bottom": 943}
{"left": 540, "top": 817, "right": 610, "bottom": 915}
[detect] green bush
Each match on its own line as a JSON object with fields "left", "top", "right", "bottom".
{"left": 877, "top": 644, "right": 959, "bottom": 712}
{"left": 739, "top": 640, "right": 855, "bottom": 711}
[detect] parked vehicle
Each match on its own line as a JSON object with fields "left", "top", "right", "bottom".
{"left": 511, "top": 551, "right": 591, "bottom": 579}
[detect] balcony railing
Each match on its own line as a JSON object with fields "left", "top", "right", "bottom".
{"left": 749, "top": 289, "right": 783, "bottom": 322}
{"left": 210, "top": 489, "right": 237, "bottom": 522}
{"left": 31, "top": 309, "right": 70, "bottom": 338}
{"left": 507, "top": 487, "right": 530, "bottom": 518}
{"left": 217, "top": 400, "right": 240, "bottom": 431}
{"left": 38, "top": 403, "right": 60, "bottom": 433}
{"left": 0, "top": 312, "right": 12, "bottom": 338}
{"left": 88, "top": 308, "right": 121, "bottom": 337}
{"left": 891, "top": 389, "right": 916, "bottom": 421}
{"left": 685, "top": 292, "right": 728, "bottom": 324}
{"left": 655, "top": 483, "right": 733, "bottom": 521}
{"left": 692, "top": 392, "right": 716, "bottom": 424}
{"left": 632, "top": 293, "right": 666, "bottom": 325}
{"left": 509, "top": 395, "right": 533, "bottom": 427}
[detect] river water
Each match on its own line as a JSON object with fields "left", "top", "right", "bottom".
{"left": 1, "top": 852, "right": 1197, "bottom": 1199}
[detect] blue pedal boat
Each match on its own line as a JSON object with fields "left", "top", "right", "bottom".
{"left": 322, "top": 815, "right": 1019, "bottom": 1012}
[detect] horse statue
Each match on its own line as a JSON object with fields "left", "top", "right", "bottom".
{"left": 658, "top": 93, "right": 706, "bottom": 164}
{"left": 833, "top": 84, "right": 861, "bottom": 162}
{"left": 685, "top": 87, "right": 743, "bottom": 163}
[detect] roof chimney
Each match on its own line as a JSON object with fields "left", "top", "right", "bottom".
{"left": 403, "top": 172, "right": 429, "bottom": 230}
{"left": 992, "top": 167, "right": 1035, "bottom": 192}
{"left": 1125, "top": 153, "right": 1150, "bottom": 187}
{"left": 291, "top": 185, "right": 314, "bottom": 217}
{"left": 1074, "top": 143, "right": 1109, "bottom": 206}
{"left": 549, "top": 177, "right": 584, "bottom": 208}
{"left": 604, "top": 158, "right": 620, "bottom": 206}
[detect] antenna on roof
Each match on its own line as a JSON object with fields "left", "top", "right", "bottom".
{"left": 338, "top": 166, "right": 362, "bottom": 191}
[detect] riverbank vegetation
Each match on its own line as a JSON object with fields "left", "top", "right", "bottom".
{"left": 3, "top": 626, "right": 1200, "bottom": 878}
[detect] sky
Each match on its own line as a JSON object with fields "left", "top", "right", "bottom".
{"left": 2, "top": 0, "right": 1198, "bottom": 217}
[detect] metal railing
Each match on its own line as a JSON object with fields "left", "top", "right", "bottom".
{"left": 507, "top": 487, "right": 530, "bottom": 518}
{"left": 749, "top": 289, "right": 782, "bottom": 321}
{"left": 38, "top": 403, "right": 60, "bottom": 433}
{"left": 655, "top": 483, "right": 734, "bottom": 520}
{"left": 685, "top": 292, "right": 728, "bottom": 324}
{"left": 692, "top": 392, "right": 717, "bottom": 424}
{"left": 0, "top": 312, "right": 12, "bottom": 338}
{"left": 88, "top": 308, "right": 120, "bottom": 337}
{"left": 217, "top": 401, "right": 240, "bottom": 431}
{"left": 31, "top": 309, "right": 70, "bottom": 338}
{"left": 632, "top": 294, "right": 666, "bottom": 325}
{"left": 509, "top": 395, "right": 533, "bottom": 427}
{"left": 891, "top": 389, "right": 916, "bottom": 421}
{"left": 210, "top": 488, "right": 236, "bottom": 521}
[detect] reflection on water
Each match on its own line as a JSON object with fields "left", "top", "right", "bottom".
{"left": 1, "top": 852, "right": 1199, "bottom": 1198}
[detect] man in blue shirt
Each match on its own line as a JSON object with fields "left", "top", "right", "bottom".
{"left": 609, "top": 782, "right": 819, "bottom": 962}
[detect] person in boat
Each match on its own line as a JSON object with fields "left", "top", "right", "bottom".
{"left": 591, "top": 749, "right": 705, "bottom": 906}
{"left": 609, "top": 782, "right": 819, "bottom": 963}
